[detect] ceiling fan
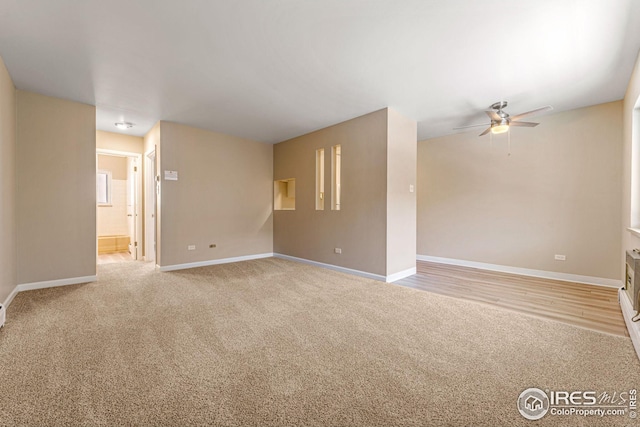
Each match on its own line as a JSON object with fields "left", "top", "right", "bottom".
{"left": 455, "top": 101, "right": 553, "bottom": 136}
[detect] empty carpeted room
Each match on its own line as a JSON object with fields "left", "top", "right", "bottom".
{"left": 2, "top": 1, "right": 640, "bottom": 426}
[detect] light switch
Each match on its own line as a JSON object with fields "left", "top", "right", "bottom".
{"left": 409, "top": 185, "right": 414, "bottom": 193}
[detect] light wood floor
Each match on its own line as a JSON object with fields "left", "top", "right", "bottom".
{"left": 97, "top": 252, "right": 134, "bottom": 265}
{"left": 395, "top": 261, "right": 627, "bottom": 337}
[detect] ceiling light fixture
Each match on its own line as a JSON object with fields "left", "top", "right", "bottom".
{"left": 114, "top": 122, "right": 134, "bottom": 130}
{"left": 491, "top": 120, "right": 509, "bottom": 134}
{"left": 453, "top": 102, "right": 552, "bottom": 138}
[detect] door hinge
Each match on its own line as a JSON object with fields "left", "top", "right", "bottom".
{"left": 135, "top": 242, "right": 138, "bottom": 247}
{"left": 134, "top": 166, "right": 138, "bottom": 172}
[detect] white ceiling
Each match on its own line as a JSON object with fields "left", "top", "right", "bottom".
{"left": 1, "top": 0, "right": 639, "bottom": 143}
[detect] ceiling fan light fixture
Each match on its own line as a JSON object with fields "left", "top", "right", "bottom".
{"left": 491, "top": 121, "right": 509, "bottom": 134}
{"left": 114, "top": 122, "right": 134, "bottom": 130}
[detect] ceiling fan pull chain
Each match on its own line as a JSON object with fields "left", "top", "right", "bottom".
{"left": 508, "top": 128, "right": 511, "bottom": 156}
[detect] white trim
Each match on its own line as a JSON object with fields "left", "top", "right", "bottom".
{"left": 619, "top": 289, "right": 640, "bottom": 361}
{"left": 274, "top": 253, "right": 387, "bottom": 282}
{"left": 144, "top": 148, "right": 156, "bottom": 263}
{"left": 2, "top": 285, "right": 19, "bottom": 309}
{"left": 386, "top": 267, "right": 416, "bottom": 283}
{"left": 416, "top": 255, "right": 621, "bottom": 288}
{"left": 96, "top": 148, "right": 141, "bottom": 158}
{"left": 17, "top": 275, "right": 97, "bottom": 292}
{"left": 628, "top": 228, "right": 640, "bottom": 239}
{"left": 159, "top": 253, "right": 274, "bottom": 272}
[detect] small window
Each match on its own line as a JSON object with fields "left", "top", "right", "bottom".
{"left": 97, "top": 170, "right": 112, "bottom": 206}
{"left": 331, "top": 145, "right": 341, "bottom": 210}
{"left": 316, "top": 149, "right": 325, "bottom": 210}
{"left": 274, "top": 178, "right": 295, "bottom": 210}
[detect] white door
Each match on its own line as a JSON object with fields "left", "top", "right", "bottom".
{"left": 127, "top": 157, "right": 138, "bottom": 259}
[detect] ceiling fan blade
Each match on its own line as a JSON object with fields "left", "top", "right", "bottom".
{"left": 453, "top": 123, "right": 487, "bottom": 130}
{"left": 510, "top": 105, "right": 553, "bottom": 122}
{"left": 509, "top": 121, "right": 539, "bottom": 127}
{"left": 479, "top": 127, "right": 492, "bottom": 136}
{"left": 485, "top": 110, "right": 501, "bottom": 121}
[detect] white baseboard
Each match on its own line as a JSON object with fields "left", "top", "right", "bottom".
{"left": 18, "top": 275, "right": 97, "bottom": 292}
{"left": 2, "top": 285, "right": 19, "bottom": 310}
{"left": 274, "top": 253, "right": 395, "bottom": 282}
{"left": 416, "top": 255, "right": 621, "bottom": 288}
{"left": 386, "top": 267, "right": 417, "bottom": 282}
{"left": 159, "top": 253, "right": 274, "bottom": 272}
{"left": 619, "top": 289, "right": 640, "bottom": 360}
{"left": 0, "top": 275, "right": 97, "bottom": 323}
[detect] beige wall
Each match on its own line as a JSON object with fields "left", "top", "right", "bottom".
{"left": 144, "top": 122, "right": 160, "bottom": 155}
{"left": 16, "top": 91, "right": 96, "bottom": 284}
{"left": 274, "top": 108, "right": 417, "bottom": 278}
{"left": 96, "top": 130, "right": 143, "bottom": 154}
{"left": 274, "top": 109, "right": 401, "bottom": 277}
{"left": 622, "top": 53, "right": 640, "bottom": 277}
{"left": 417, "top": 101, "right": 622, "bottom": 280}
{"left": 98, "top": 154, "right": 127, "bottom": 179}
{"left": 158, "top": 121, "right": 273, "bottom": 267}
{"left": 386, "top": 109, "right": 417, "bottom": 275}
{"left": 0, "top": 56, "right": 16, "bottom": 303}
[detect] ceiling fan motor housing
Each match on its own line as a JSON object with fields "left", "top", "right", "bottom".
{"left": 490, "top": 101, "right": 509, "bottom": 111}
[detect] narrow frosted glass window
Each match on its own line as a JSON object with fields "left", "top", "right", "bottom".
{"left": 97, "top": 170, "right": 112, "bottom": 205}
{"left": 316, "top": 149, "right": 325, "bottom": 210}
{"left": 331, "top": 145, "right": 341, "bottom": 211}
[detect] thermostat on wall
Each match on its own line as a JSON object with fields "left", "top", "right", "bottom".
{"left": 164, "top": 170, "right": 178, "bottom": 181}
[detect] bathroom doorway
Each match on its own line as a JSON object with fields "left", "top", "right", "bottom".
{"left": 96, "top": 149, "right": 143, "bottom": 264}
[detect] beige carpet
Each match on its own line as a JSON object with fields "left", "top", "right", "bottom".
{"left": 0, "top": 258, "right": 638, "bottom": 426}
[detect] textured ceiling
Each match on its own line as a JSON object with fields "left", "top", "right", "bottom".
{"left": 1, "top": 0, "right": 639, "bottom": 142}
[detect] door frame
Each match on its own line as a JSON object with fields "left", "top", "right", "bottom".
{"left": 144, "top": 148, "right": 156, "bottom": 263}
{"left": 96, "top": 149, "right": 143, "bottom": 261}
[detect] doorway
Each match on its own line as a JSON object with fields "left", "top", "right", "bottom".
{"left": 96, "top": 149, "right": 143, "bottom": 264}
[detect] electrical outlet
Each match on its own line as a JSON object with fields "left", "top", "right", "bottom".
{"left": 335, "top": 248, "right": 342, "bottom": 254}
{"left": 209, "top": 244, "right": 216, "bottom": 248}
{"left": 409, "top": 184, "right": 414, "bottom": 193}
{"left": 188, "top": 245, "right": 196, "bottom": 251}
{"left": 554, "top": 254, "right": 566, "bottom": 261}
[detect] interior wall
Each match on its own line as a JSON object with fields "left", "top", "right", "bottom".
{"left": 417, "top": 101, "right": 622, "bottom": 281}
{"left": 97, "top": 154, "right": 128, "bottom": 236}
{"left": 97, "top": 154, "right": 127, "bottom": 179}
{"left": 0, "top": 56, "right": 16, "bottom": 303}
{"left": 96, "top": 130, "right": 143, "bottom": 154}
{"left": 273, "top": 109, "right": 389, "bottom": 276}
{"left": 386, "top": 109, "right": 417, "bottom": 276}
{"left": 623, "top": 52, "right": 640, "bottom": 275}
{"left": 144, "top": 122, "right": 160, "bottom": 155}
{"left": 16, "top": 91, "right": 96, "bottom": 284}
{"left": 158, "top": 121, "right": 273, "bottom": 267}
